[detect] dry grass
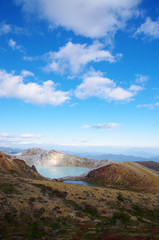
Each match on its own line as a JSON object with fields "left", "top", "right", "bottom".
{"left": 84, "top": 162, "right": 159, "bottom": 193}
{"left": 0, "top": 172, "right": 159, "bottom": 239}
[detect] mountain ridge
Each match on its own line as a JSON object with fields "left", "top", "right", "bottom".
{"left": 17, "top": 148, "right": 116, "bottom": 168}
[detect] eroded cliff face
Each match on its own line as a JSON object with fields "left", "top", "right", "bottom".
{"left": 17, "top": 148, "right": 47, "bottom": 166}
{"left": 85, "top": 162, "right": 159, "bottom": 193}
{"left": 42, "top": 150, "right": 97, "bottom": 168}
{"left": 17, "top": 148, "right": 115, "bottom": 169}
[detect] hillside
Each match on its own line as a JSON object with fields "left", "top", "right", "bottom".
{"left": 0, "top": 151, "right": 43, "bottom": 180}
{"left": 0, "top": 166, "right": 159, "bottom": 239}
{"left": 135, "top": 161, "right": 159, "bottom": 171}
{"left": 84, "top": 162, "right": 159, "bottom": 193}
{"left": 1, "top": 151, "right": 159, "bottom": 239}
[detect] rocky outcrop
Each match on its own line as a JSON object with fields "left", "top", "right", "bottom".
{"left": 0, "top": 151, "right": 43, "bottom": 179}
{"left": 85, "top": 162, "right": 159, "bottom": 192}
{"left": 17, "top": 147, "right": 47, "bottom": 166}
{"left": 17, "top": 148, "right": 115, "bottom": 169}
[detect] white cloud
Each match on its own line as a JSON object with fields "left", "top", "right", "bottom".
{"left": 0, "top": 23, "right": 11, "bottom": 35}
{"left": 0, "top": 139, "right": 43, "bottom": 146}
{"left": 8, "top": 38, "right": 22, "bottom": 51}
{"left": 129, "top": 84, "right": 143, "bottom": 91}
{"left": 137, "top": 102, "right": 159, "bottom": 109}
{"left": 45, "top": 41, "right": 122, "bottom": 74}
{"left": 20, "top": 134, "right": 42, "bottom": 139}
{"left": 135, "top": 17, "right": 159, "bottom": 39}
{"left": 135, "top": 74, "right": 149, "bottom": 83}
{"left": 23, "top": 56, "right": 40, "bottom": 61}
{"left": 21, "top": 70, "right": 34, "bottom": 77}
{"left": 0, "top": 133, "right": 15, "bottom": 138}
{"left": 0, "top": 22, "right": 26, "bottom": 36}
{"left": 15, "top": 0, "right": 141, "bottom": 39}
{"left": 0, "top": 132, "right": 43, "bottom": 146}
{"left": 75, "top": 71, "right": 139, "bottom": 101}
{"left": 0, "top": 69, "right": 70, "bottom": 106}
{"left": 82, "top": 123, "right": 120, "bottom": 130}
{"left": 81, "top": 139, "right": 90, "bottom": 143}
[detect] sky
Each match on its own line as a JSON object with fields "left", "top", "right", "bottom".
{"left": 0, "top": 0, "right": 159, "bottom": 152}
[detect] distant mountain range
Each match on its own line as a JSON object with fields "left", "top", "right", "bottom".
{"left": 1, "top": 146, "right": 159, "bottom": 162}
{"left": 72, "top": 152, "right": 159, "bottom": 163}
{"left": 0, "top": 147, "right": 25, "bottom": 154}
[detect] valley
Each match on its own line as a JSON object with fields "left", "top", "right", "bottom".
{"left": 0, "top": 149, "right": 159, "bottom": 239}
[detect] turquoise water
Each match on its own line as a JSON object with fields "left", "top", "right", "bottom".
{"left": 36, "top": 166, "right": 89, "bottom": 179}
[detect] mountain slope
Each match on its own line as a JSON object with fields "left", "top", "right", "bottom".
{"left": 0, "top": 151, "right": 43, "bottom": 179}
{"left": 135, "top": 161, "right": 159, "bottom": 171}
{"left": 17, "top": 148, "right": 115, "bottom": 168}
{"left": 85, "top": 162, "right": 159, "bottom": 192}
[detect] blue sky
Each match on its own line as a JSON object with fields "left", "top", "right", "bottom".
{"left": 0, "top": 0, "right": 159, "bottom": 151}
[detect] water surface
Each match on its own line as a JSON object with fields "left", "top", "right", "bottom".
{"left": 37, "top": 166, "right": 89, "bottom": 179}
{"left": 64, "top": 180, "right": 101, "bottom": 187}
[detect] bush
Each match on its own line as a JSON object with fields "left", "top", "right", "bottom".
{"left": 117, "top": 192, "right": 124, "bottom": 202}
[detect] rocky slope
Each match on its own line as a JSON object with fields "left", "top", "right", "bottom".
{"left": 84, "top": 162, "right": 159, "bottom": 193}
{"left": 17, "top": 147, "right": 47, "bottom": 166}
{"left": 17, "top": 148, "right": 115, "bottom": 168}
{"left": 0, "top": 151, "right": 43, "bottom": 179}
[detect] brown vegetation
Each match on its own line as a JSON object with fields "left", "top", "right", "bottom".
{"left": 0, "top": 151, "right": 43, "bottom": 179}
{"left": 85, "top": 162, "right": 159, "bottom": 192}
{"left": 0, "top": 151, "right": 159, "bottom": 239}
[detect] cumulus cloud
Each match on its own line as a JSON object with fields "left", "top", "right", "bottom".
{"left": 0, "top": 69, "right": 70, "bottom": 106}
{"left": 135, "top": 17, "right": 159, "bottom": 39}
{"left": 45, "top": 41, "right": 122, "bottom": 74}
{"left": 82, "top": 123, "right": 120, "bottom": 130}
{"left": 20, "top": 134, "right": 42, "bottom": 139}
{"left": 15, "top": 0, "right": 141, "bottom": 39}
{"left": 75, "top": 71, "right": 141, "bottom": 102}
{"left": 137, "top": 102, "right": 159, "bottom": 109}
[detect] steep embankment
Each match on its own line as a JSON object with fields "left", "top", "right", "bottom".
{"left": 17, "top": 148, "right": 114, "bottom": 168}
{"left": 0, "top": 151, "right": 43, "bottom": 179}
{"left": 85, "top": 162, "right": 159, "bottom": 192}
